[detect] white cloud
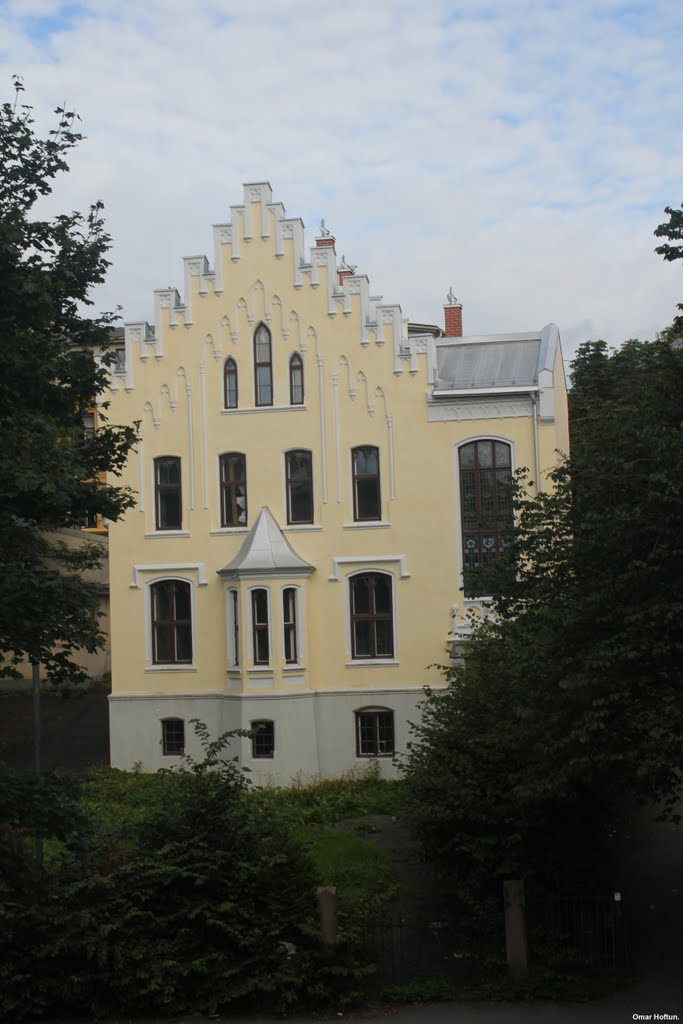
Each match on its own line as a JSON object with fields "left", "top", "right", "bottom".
{"left": 2, "top": 0, "right": 682, "bottom": 368}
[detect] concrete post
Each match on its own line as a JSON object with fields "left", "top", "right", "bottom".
{"left": 504, "top": 879, "right": 528, "bottom": 979}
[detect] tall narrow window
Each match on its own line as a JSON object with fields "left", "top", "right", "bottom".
{"left": 220, "top": 453, "right": 247, "bottom": 527}
{"left": 350, "top": 573, "right": 393, "bottom": 659}
{"left": 162, "top": 718, "right": 185, "bottom": 755}
{"left": 224, "top": 357, "right": 238, "bottom": 409}
{"left": 254, "top": 323, "right": 273, "bottom": 406}
{"left": 285, "top": 450, "right": 313, "bottom": 524}
{"left": 251, "top": 588, "right": 270, "bottom": 665}
{"left": 151, "top": 580, "right": 192, "bottom": 664}
{"left": 356, "top": 708, "right": 395, "bottom": 757}
{"left": 283, "top": 588, "right": 298, "bottom": 664}
{"left": 352, "top": 446, "right": 381, "bottom": 521}
{"left": 459, "top": 439, "right": 513, "bottom": 597}
{"left": 251, "top": 720, "right": 275, "bottom": 759}
{"left": 289, "top": 353, "right": 304, "bottom": 405}
{"left": 227, "top": 588, "right": 240, "bottom": 666}
{"left": 154, "top": 456, "right": 182, "bottom": 530}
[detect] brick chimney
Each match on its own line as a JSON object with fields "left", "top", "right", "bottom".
{"left": 444, "top": 288, "right": 463, "bottom": 337}
{"left": 337, "top": 254, "right": 356, "bottom": 287}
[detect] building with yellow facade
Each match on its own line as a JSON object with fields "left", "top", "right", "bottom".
{"left": 107, "top": 182, "right": 568, "bottom": 782}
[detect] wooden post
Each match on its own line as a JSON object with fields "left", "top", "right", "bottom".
{"left": 317, "top": 886, "right": 337, "bottom": 945}
{"left": 504, "top": 879, "right": 528, "bottom": 979}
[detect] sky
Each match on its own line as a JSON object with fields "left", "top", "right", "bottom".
{"left": 1, "top": 0, "right": 682, "bottom": 366}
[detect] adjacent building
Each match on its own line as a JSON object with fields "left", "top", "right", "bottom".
{"left": 107, "top": 182, "right": 568, "bottom": 782}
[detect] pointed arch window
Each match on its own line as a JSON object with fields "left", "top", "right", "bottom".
{"left": 220, "top": 453, "right": 247, "bottom": 527}
{"left": 459, "top": 439, "right": 513, "bottom": 596}
{"left": 289, "top": 353, "right": 304, "bottom": 405}
{"left": 224, "top": 357, "right": 238, "bottom": 409}
{"left": 254, "top": 323, "right": 273, "bottom": 406}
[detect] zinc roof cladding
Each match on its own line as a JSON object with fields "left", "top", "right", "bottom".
{"left": 218, "top": 506, "right": 314, "bottom": 578}
{"left": 435, "top": 336, "right": 542, "bottom": 391}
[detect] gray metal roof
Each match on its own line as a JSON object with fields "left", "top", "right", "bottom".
{"left": 435, "top": 333, "right": 545, "bottom": 391}
{"left": 217, "top": 507, "right": 314, "bottom": 580}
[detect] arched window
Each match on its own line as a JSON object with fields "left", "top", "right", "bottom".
{"left": 254, "top": 323, "right": 273, "bottom": 406}
{"left": 355, "top": 707, "right": 394, "bottom": 757}
{"left": 285, "top": 449, "right": 313, "bottom": 524}
{"left": 151, "top": 580, "right": 192, "bottom": 664}
{"left": 349, "top": 572, "right": 393, "bottom": 659}
{"left": 224, "top": 357, "right": 238, "bottom": 409}
{"left": 289, "top": 353, "right": 304, "bottom": 405}
{"left": 283, "top": 587, "right": 298, "bottom": 664}
{"left": 351, "top": 446, "right": 381, "bottom": 521}
{"left": 220, "top": 452, "right": 247, "bottom": 527}
{"left": 154, "top": 456, "right": 182, "bottom": 530}
{"left": 161, "top": 717, "right": 185, "bottom": 755}
{"left": 251, "top": 588, "right": 270, "bottom": 665}
{"left": 250, "top": 720, "right": 275, "bottom": 759}
{"left": 459, "top": 439, "right": 512, "bottom": 596}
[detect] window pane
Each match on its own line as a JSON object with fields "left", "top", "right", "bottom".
{"left": 495, "top": 442, "right": 511, "bottom": 467}
{"left": 175, "top": 624, "right": 192, "bottom": 662}
{"left": 162, "top": 719, "right": 185, "bottom": 755}
{"left": 255, "top": 629, "right": 269, "bottom": 663}
{"left": 174, "top": 582, "right": 191, "bottom": 620}
{"left": 288, "top": 451, "right": 310, "bottom": 479}
{"left": 479, "top": 471, "right": 494, "bottom": 526}
{"left": 373, "top": 576, "right": 392, "bottom": 614}
{"left": 290, "top": 482, "right": 313, "bottom": 523}
{"left": 158, "top": 492, "right": 180, "bottom": 530}
{"left": 353, "top": 620, "right": 371, "bottom": 657}
{"left": 253, "top": 590, "right": 268, "bottom": 624}
{"left": 374, "top": 620, "right": 393, "bottom": 656}
{"left": 252, "top": 720, "right": 274, "bottom": 758}
{"left": 352, "top": 577, "right": 371, "bottom": 614}
{"left": 257, "top": 367, "right": 272, "bottom": 405}
{"left": 460, "top": 443, "right": 475, "bottom": 468}
{"left": 153, "top": 583, "right": 172, "bottom": 621}
{"left": 356, "top": 479, "right": 380, "bottom": 519}
{"left": 476, "top": 441, "right": 493, "bottom": 467}
{"left": 255, "top": 328, "right": 271, "bottom": 361}
{"left": 155, "top": 624, "right": 174, "bottom": 662}
{"left": 157, "top": 457, "right": 180, "bottom": 484}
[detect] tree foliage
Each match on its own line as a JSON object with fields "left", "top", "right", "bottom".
{"left": 654, "top": 202, "right": 683, "bottom": 333}
{"left": 0, "top": 79, "right": 137, "bottom": 680}
{"left": 401, "top": 337, "right": 683, "bottom": 896}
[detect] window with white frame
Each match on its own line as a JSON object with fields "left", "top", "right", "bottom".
{"left": 220, "top": 452, "right": 247, "bottom": 527}
{"left": 351, "top": 446, "right": 381, "bottom": 521}
{"left": 154, "top": 456, "right": 182, "bottom": 530}
{"left": 254, "top": 323, "right": 273, "bottom": 406}
{"left": 150, "top": 579, "right": 193, "bottom": 664}
{"left": 282, "top": 587, "right": 298, "bottom": 664}
{"left": 226, "top": 588, "right": 240, "bottom": 666}
{"left": 224, "top": 357, "right": 238, "bottom": 409}
{"left": 289, "top": 353, "right": 304, "bottom": 405}
{"left": 355, "top": 707, "right": 394, "bottom": 757}
{"left": 459, "top": 439, "right": 513, "bottom": 597}
{"left": 349, "top": 572, "right": 394, "bottom": 659}
{"left": 251, "top": 588, "right": 270, "bottom": 665}
{"left": 161, "top": 717, "right": 185, "bottom": 755}
{"left": 285, "top": 449, "right": 313, "bottom": 524}
{"left": 250, "top": 719, "right": 275, "bottom": 758}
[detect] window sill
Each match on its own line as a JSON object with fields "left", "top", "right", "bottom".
{"left": 144, "top": 530, "right": 191, "bottom": 539}
{"left": 248, "top": 665, "right": 273, "bottom": 673}
{"left": 343, "top": 522, "right": 390, "bottom": 529}
{"left": 356, "top": 753, "right": 394, "bottom": 759}
{"left": 144, "top": 665, "right": 197, "bottom": 673}
{"left": 282, "top": 664, "right": 305, "bottom": 672}
{"left": 345, "top": 659, "right": 399, "bottom": 668}
{"left": 221, "top": 405, "right": 308, "bottom": 415}
{"left": 283, "top": 524, "right": 322, "bottom": 532}
{"left": 210, "top": 527, "right": 250, "bottom": 536}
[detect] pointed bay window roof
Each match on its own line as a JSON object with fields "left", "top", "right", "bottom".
{"left": 217, "top": 507, "right": 315, "bottom": 580}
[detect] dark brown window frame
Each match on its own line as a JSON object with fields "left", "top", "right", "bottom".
{"left": 151, "top": 579, "right": 193, "bottom": 665}
{"left": 349, "top": 572, "right": 394, "bottom": 660}
{"left": 459, "top": 439, "right": 512, "bottom": 597}
{"left": 285, "top": 449, "right": 313, "bottom": 525}
{"left": 289, "top": 352, "right": 304, "bottom": 405}
{"left": 355, "top": 707, "right": 395, "bottom": 757}
{"left": 251, "top": 588, "right": 270, "bottom": 665}
{"left": 250, "top": 719, "right": 275, "bottom": 759}
{"left": 161, "top": 717, "right": 185, "bottom": 755}
{"left": 351, "top": 445, "right": 381, "bottom": 522}
{"left": 253, "top": 323, "right": 273, "bottom": 407}
{"left": 219, "top": 452, "right": 247, "bottom": 528}
{"left": 283, "top": 587, "right": 298, "bottom": 664}
{"left": 154, "top": 456, "right": 182, "bottom": 531}
{"left": 228, "top": 587, "right": 240, "bottom": 666}
{"left": 224, "top": 357, "right": 238, "bottom": 409}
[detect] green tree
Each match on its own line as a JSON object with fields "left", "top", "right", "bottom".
{"left": 0, "top": 79, "right": 137, "bottom": 681}
{"left": 654, "top": 202, "right": 683, "bottom": 333}
{"left": 401, "top": 338, "right": 683, "bottom": 895}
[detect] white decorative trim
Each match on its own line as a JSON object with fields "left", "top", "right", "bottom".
{"left": 345, "top": 660, "right": 400, "bottom": 668}
{"left": 329, "top": 555, "right": 410, "bottom": 581}
{"left": 144, "top": 666, "right": 198, "bottom": 674}
{"left": 427, "top": 397, "right": 533, "bottom": 422}
{"left": 247, "top": 676, "right": 275, "bottom": 689}
{"left": 282, "top": 673, "right": 305, "bottom": 686}
{"left": 130, "top": 563, "right": 208, "bottom": 588}
{"left": 283, "top": 525, "right": 322, "bottom": 533}
{"left": 144, "top": 530, "right": 191, "bottom": 539}
{"left": 318, "top": 354, "right": 328, "bottom": 504}
{"left": 199, "top": 361, "right": 208, "bottom": 508}
{"left": 137, "top": 433, "right": 145, "bottom": 511}
{"left": 386, "top": 414, "right": 396, "bottom": 500}
{"left": 209, "top": 527, "right": 250, "bottom": 536}
{"left": 342, "top": 522, "right": 391, "bottom": 530}
{"left": 332, "top": 368, "right": 341, "bottom": 502}
{"left": 220, "top": 405, "right": 307, "bottom": 416}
